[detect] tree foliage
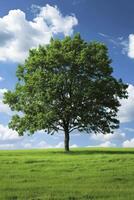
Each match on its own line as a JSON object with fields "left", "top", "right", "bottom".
{"left": 3, "top": 34, "right": 128, "bottom": 151}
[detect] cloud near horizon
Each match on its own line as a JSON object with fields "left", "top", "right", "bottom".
{"left": 118, "top": 84, "right": 134, "bottom": 123}
{"left": 0, "top": 125, "right": 78, "bottom": 150}
{"left": 122, "top": 138, "right": 134, "bottom": 147}
{"left": 90, "top": 131, "right": 125, "bottom": 142}
{"left": 0, "top": 4, "right": 78, "bottom": 62}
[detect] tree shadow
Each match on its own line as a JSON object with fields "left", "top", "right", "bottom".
{"left": 69, "top": 149, "right": 134, "bottom": 155}
{"left": 47, "top": 148, "right": 134, "bottom": 155}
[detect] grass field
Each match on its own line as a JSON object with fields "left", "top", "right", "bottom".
{"left": 0, "top": 148, "right": 134, "bottom": 200}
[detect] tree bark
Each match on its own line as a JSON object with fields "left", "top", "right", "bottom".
{"left": 64, "top": 128, "right": 70, "bottom": 152}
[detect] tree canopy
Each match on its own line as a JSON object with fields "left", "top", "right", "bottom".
{"left": 3, "top": 34, "right": 128, "bottom": 151}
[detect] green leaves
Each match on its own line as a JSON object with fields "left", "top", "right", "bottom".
{"left": 4, "top": 34, "right": 128, "bottom": 137}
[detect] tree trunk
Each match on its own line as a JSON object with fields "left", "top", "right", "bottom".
{"left": 64, "top": 129, "right": 70, "bottom": 152}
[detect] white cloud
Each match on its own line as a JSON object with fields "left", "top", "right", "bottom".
{"left": 87, "top": 141, "right": 116, "bottom": 147}
{"left": 90, "top": 131, "right": 125, "bottom": 142}
{"left": 55, "top": 142, "right": 64, "bottom": 148}
{"left": 0, "top": 143, "right": 15, "bottom": 149}
{"left": 0, "top": 4, "right": 78, "bottom": 62}
{"left": 70, "top": 144, "right": 78, "bottom": 148}
{"left": 99, "top": 33, "right": 129, "bottom": 55}
{"left": 0, "top": 125, "right": 79, "bottom": 149}
{"left": 0, "top": 100, "right": 11, "bottom": 115}
{"left": 102, "top": 33, "right": 134, "bottom": 58}
{"left": 118, "top": 84, "right": 134, "bottom": 123}
{"left": 0, "top": 76, "right": 4, "bottom": 81}
{"left": 0, "top": 123, "right": 132, "bottom": 150}
{"left": 36, "top": 140, "right": 52, "bottom": 148}
{"left": 0, "top": 124, "right": 19, "bottom": 140}
{"left": 23, "top": 143, "right": 32, "bottom": 149}
{"left": 98, "top": 32, "right": 109, "bottom": 38}
{"left": 36, "top": 5, "right": 78, "bottom": 36}
{"left": 120, "top": 39, "right": 128, "bottom": 55}
{"left": 122, "top": 138, "right": 134, "bottom": 147}
{"left": 36, "top": 141, "right": 78, "bottom": 149}
{"left": 23, "top": 141, "right": 54, "bottom": 149}
{"left": 0, "top": 88, "right": 12, "bottom": 115}
{"left": 128, "top": 34, "right": 134, "bottom": 58}
{"left": 0, "top": 88, "right": 7, "bottom": 98}
{"left": 50, "top": 142, "right": 78, "bottom": 148}
{"left": 0, "top": 131, "right": 78, "bottom": 150}
{"left": 98, "top": 141, "right": 116, "bottom": 147}
{"left": 89, "top": 131, "right": 125, "bottom": 148}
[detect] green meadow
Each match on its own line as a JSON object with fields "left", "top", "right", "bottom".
{"left": 0, "top": 148, "right": 134, "bottom": 200}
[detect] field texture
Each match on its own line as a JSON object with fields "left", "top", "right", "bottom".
{"left": 0, "top": 148, "right": 134, "bottom": 200}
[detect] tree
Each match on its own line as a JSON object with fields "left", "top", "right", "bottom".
{"left": 3, "top": 34, "right": 128, "bottom": 152}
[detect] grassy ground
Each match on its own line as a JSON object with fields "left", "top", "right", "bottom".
{"left": 0, "top": 148, "right": 134, "bottom": 200}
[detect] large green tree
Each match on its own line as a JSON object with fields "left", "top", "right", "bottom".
{"left": 4, "top": 34, "right": 127, "bottom": 151}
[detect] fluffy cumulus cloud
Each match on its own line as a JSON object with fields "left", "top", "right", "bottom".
{"left": 90, "top": 131, "right": 125, "bottom": 142}
{"left": 118, "top": 84, "right": 134, "bottom": 123}
{"left": 0, "top": 4, "right": 78, "bottom": 62}
{"left": 122, "top": 138, "right": 134, "bottom": 147}
{"left": 128, "top": 34, "right": 134, "bottom": 58}
{"left": 97, "top": 141, "right": 116, "bottom": 147}
{"left": 0, "top": 124, "right": 78, "bottom": 150}
{"left": 89, "top": 130, "right": 126, "bottom": 147}
{"left": 87, "top": 141, "right": 116, "bottom": 147}
{"left": 0, "top": 143, "right": 15, "bottom": 150}
{"left": 0, "top": 123, "right": 19, "bottom": 140}
{"left": 21, "top": 140, "right": 53, "bottom": 149}
{"left": 0, "top": 88, "right": 11, "bottom": 115}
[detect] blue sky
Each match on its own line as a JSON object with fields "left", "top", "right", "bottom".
{"left": 0, "top": 0, "right": 134, "bottom": 149}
